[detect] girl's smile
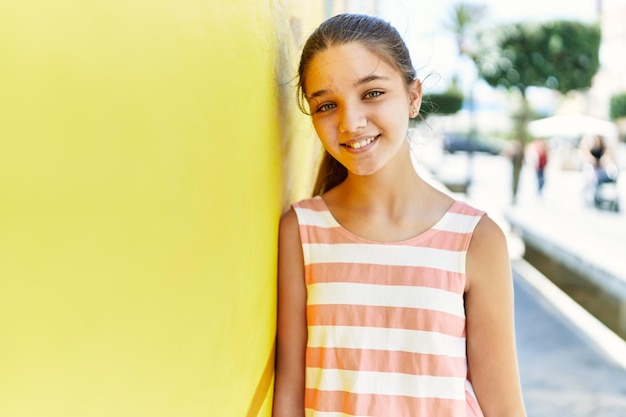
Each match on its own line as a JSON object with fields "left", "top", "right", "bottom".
{"left": 342, "top": 134, "right": 379, "bottom": 151}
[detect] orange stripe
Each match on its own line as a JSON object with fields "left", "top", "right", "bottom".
{"left": 307, "top": 304, "right": 465, "bottom": 335}
{"left": 304, "top": 388, "right": 465, "bottom": 416}
{"left": 306, "top": 263, "right": 465, "bottom": 292}
{"left": 305, "top": 347, "right": 466, "bottom": 377}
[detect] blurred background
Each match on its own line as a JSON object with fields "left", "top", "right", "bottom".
{"left": 1, "top": 0, "right": 625, "bottom": 416}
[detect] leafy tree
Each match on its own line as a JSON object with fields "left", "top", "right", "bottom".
{"left": 474, "top": 20, "right": 601, "bottom": 202}
{"left": 423, "top": 91, "right": 464, "bottom": 116}
{"left": 610, "top": 92, "right": 626, "bottom": 120}
{"left": 478, "top": 21, "right": 600, "bottom": 94}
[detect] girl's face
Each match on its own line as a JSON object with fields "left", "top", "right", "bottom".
{"left": 304, "top": 42, "right": 421, "bottom": 177}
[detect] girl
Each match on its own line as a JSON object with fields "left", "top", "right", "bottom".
{"left": 274, "top": 13, "right": 526, "bottom": 417}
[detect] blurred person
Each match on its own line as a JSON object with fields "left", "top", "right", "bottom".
{"left": 579, "top": 134, "right": 614, "bottom": 172}
{"left": 578, "top": 134, "right": 618, "bottom": 206}
{"left": 526, "top": 138, "right": 549, "bottom": 195}
{"left": 273, "top": 13, "right": 527, "bottom": 417}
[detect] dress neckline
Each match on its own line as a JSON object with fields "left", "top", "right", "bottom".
{"left": 313, "top": 195, "right": 460, "bottom": 245}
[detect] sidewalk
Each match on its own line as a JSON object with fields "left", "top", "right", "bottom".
{"left": 514, "top": 259, "right": 626, "bottom": 416}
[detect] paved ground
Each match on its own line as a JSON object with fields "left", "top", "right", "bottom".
{"left": 514, "top": 269, "right": 626, "bottom": 416}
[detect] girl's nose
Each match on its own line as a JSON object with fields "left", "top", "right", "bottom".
{"left": 339, "top": 105, "right": 367, "bottom": 133}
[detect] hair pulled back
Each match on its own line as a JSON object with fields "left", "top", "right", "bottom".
{"left": 297, "top": 14, "right": 417, "bottom": 195}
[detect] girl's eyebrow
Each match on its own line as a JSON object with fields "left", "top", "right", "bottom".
{"left": 354, "top": 74, "right": 390, "bottom": 87}
{"left": 307, "top": 74, "right": 390, "bottom": 101}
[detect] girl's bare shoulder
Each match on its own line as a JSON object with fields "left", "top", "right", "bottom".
{"left": 279, "top": 207, "right": 300, "bottom": 243}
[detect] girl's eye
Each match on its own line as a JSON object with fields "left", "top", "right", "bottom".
{"left": 364, "top": 90, "right": 383, "bottom": 99}
{"left": 316, "top": 103, "right": 336, "bottom": 113}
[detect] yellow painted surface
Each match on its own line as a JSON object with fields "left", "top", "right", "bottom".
{"left": 275, "top": 0, "right": 326, "bottom": 209}
{"left": 0, "top": 0, "right": 314, "bottom": 415}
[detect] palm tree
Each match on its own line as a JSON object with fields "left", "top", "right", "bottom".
{"left": 443, "top": 2, "right": 487, "bottom": 192}
{"left": 445, "top": 2, "right": 487, "bottom": 61}
{"left": 444, "top": 2, "right": 487, "bottom": 96}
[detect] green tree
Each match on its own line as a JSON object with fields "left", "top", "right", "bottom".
{"left": 474, "top": 21, "right": 601, "bottom": 202}
{"left": 423, "top": 90, "right": 464, "bottom": 116}
{"left": 610, "top": 92, "right": 626, "bottom": 120}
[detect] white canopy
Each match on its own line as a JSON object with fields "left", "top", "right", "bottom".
{"left": 528, "top": 114, "right": 618, "bottom": 144}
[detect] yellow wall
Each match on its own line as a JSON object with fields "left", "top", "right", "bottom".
{"left": 0, "top": 1, "right": 323, "bottom": 416}
{"left": 276, "top": 1, "right": 326, "bottom": 208}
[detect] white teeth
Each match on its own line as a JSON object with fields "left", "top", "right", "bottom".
{"left": 346, "top": 136, "right": 375, "bottom": 149}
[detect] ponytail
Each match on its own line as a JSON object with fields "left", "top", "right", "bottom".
{"left": 312, "top": 151, "right": 347, "bottom": 196}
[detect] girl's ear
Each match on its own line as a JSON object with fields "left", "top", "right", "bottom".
{"left": 408, "top": 79, "right": 423, "bottom": 116}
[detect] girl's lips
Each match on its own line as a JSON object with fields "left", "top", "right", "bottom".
{"left": 342, "top": 135, "right": 379, "bottom": 150}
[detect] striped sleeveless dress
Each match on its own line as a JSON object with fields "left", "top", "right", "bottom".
{"left": 292, "top": 196, "right": 486, "bottom": 417}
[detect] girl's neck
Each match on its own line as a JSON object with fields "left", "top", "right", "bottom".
{"left": 327, "top": 150, "right": 425, "bottom": 213}
{"left": 321, "top": 157, "right": 453, "bottom": 242}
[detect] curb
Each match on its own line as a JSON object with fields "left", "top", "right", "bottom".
{"left": 506, "top": 207, "right": 626, "bottom": 302}
{"left": 512, "top": 258, "right": 626, "bottom": 371}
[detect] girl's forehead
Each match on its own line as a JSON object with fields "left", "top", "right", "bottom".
{"left": 304, "top": 43, "right": 398, "bottom": 91}
{"left": 308, "top": 43, "right": 379, "bottom": 72}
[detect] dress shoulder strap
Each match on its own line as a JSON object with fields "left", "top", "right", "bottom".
{"left": 292, "top": 196, "right": 339, "bottom": 230}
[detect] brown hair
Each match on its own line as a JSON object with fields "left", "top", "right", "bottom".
{"left": 297, "top": 14, "right": 417, "bottom": 195}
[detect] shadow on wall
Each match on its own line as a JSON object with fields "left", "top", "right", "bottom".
{"left": 275, "top": 5, "right": 325, "bottom": 212}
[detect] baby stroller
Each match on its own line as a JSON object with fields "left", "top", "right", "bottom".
{"left": 585, "top": 163, "right": 620, "bottom": 212}
{"left": 578, "top": 133, "right": 621, "bottom": 212}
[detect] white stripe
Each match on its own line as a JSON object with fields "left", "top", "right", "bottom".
{"left": 465, "top": 379, "right": 478, "bottom": 400}
{"left": 307, "top": 282, "right": 465, "bottom": 317}
{"left": 308, "top": 325, "right": 467, "bottom": 357}
{"left": 303, "top": 243, "right": 464, "bottom": 272}
{"left": 306, "top": 367, "right": 466, "bottom": 400}
{"left": 433, "top": 212, "right": 482, "bottom": 233}
{"left": 295, "top": 207, "right": 339, "bottom": 228}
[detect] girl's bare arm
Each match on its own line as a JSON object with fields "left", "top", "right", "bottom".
{"left": 272, "top": 209, "right": 307, "bottom": 417}
{"left": 465, "top": 216, "right": 527, "bottom": 417}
